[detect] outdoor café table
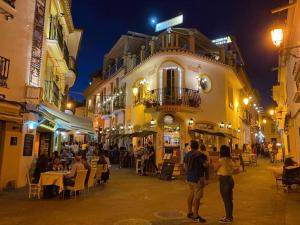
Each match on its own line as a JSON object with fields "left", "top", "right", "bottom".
{"left": 39, "top": 171, "right": 69, "bottom": 193}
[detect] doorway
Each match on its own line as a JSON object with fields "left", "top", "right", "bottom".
{"left": 163, "top": 114, "right": 181, "bottom": 163}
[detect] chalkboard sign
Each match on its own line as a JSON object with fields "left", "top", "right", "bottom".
{"left": 23, "top": 134, "right": 34, "bottom": 156}
{"left": 159, "top": 162, "right": 175, "bottom": 180}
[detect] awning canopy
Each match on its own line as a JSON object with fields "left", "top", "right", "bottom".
{"left": 190, "top": 129, "right": 238, "bottom": 139}
{"left": 38, "top": 104, "right": 95, "bottom": 134}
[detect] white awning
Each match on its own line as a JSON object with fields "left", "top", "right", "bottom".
{"left": 38, "top": 104, "right": 95, "bottom": 134}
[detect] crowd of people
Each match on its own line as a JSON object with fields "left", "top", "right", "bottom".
{"left": 31, "top": 142, "right": 111, "bottom": 198}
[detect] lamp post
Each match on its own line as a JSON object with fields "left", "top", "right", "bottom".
{"left": 188, "top": 118, "right": 194, "bottom": 127}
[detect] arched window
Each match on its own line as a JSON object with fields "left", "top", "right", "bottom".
{"left": 132, "top": 79, "right": 146, "bottom": 105}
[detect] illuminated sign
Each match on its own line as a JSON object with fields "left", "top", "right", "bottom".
{"left": 155, "top": 15, "right": 183, "bottom": 32}
{"left": 212, "top": 36, "right": 232, "bottom": 45}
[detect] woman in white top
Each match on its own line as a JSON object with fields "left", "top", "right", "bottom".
{"left": 215, "top": 145, "right": 234, "bottom": 224}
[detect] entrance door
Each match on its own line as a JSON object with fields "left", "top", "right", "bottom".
{"left": 39, "top": 133, "right": 52, "bottom": 157}
{"left": 163, "top": 115, "right": 180, "bottom": 163}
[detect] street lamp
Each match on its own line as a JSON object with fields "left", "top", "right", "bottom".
{"left": 132, "top": 87, "right": 138, "bottom": 96}
{"left": 271, "top": 28, "right": 284, "bottom": 47}
{"left": 243, "top": 97, "right": 249, "bottom": 106}
{"left": 227, "top": 123, "right": 232, "bottom": 129}
{"left": 150, "top": 118, "right": 156, "bottom": 126}
{"left": 263, "top": 119, "right": 267, "bottom": 124}
{"left": 220, "top": 121, "right": 225, "bottom": 129}
{"left": 269, "top": 109, "right": 275, "bottom": 116}
{"left": 66, "top": 102, "right": 72, "bottom": 109}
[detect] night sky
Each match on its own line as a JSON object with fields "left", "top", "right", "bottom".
{"left": 71, "top": 0, "right": 286, "bottom": 106}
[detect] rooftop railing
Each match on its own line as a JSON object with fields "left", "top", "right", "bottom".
{"left": 0, "top": 56, "right": 10, "bottom": 88}
{"left": 144, "top": 87, "right": 201, "bottom": 108}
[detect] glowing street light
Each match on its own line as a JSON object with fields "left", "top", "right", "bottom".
{"left": 269, "top": 109, "right": 275, "bottom": 116}
{"left": 271, "top": 28, "right": 284, "bottom": 47}
{"left": 243, "top": 97, "right": 249, "bottom": 106}
{"left": 132, "top": 87, "right": 138, "bottom": 96}
{"left": 66, "top": 102, "right": 72, "bottom": 109}
{"left": 263, "top": 119, "right": 267, "bottom": 124}
{"left": 188, "top": 118, "right": 194, "bottom": 127}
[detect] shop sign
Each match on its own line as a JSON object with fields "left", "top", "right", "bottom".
{"left": 155, "top": 15, "right": 183, "bottom": 32}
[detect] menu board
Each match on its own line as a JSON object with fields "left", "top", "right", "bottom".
{"left": 23, "top": 134, "right": 34, "bottom": 156}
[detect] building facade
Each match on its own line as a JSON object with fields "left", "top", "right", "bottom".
{"left": 272, "top": 0, "right": 300, "bottom": 162}
{"left": 0, "top": 0, "right": 86, "bottom": 189}
{"left": 84, "top": 28, "right": 259, "bottom": 168}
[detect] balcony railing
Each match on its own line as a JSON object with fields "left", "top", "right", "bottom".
{"left": 0, "top": 56, "right": 10, "bottom": 87}
{"left": 49, "top": 16, "right": 70, "bottom": 66}
{"left": 103, "top": 58, "right": 124, "bottom": 79}
{"left": 3, "top": 0, "right": 15, "bottom": 8}
{"left": 144, "top": 88, "right": 201, "bottom": 108}
{"left": 44, "top": 80, "right": 60, "bottom": 107}
{"left": 113, "top": 94, "right": 126, "bottom": 111}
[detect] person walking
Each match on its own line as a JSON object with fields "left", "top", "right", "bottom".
{"left": 215, "top": 145, "right": 234, "bottom": 223}
{"left": 184, "top": 140, "right": 208, "bottom": 223}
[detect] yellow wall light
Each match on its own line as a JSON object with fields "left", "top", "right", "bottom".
{"left": 271, "top": 28, "right": 283, "bottom": 47}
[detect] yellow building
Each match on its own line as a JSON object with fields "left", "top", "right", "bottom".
{"left": 271, "top": 1, "right": 300, "bottom": 162}
{"left": 0, "top": 0, "right": 87, "bottom": 189}
{"left": 258, "top": 114, "right": 281, "bottom": 144}
{"left": 84, "top": 29, "right": 259, "bottom": 169}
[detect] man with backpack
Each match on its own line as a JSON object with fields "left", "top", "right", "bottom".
{"left": 184, "top": 140, "right": 209, "bottom": 223}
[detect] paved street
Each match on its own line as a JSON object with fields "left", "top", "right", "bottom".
{"left": 0, "top": 159, "right": 299, "bottom": 225}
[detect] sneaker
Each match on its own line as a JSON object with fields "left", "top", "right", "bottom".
{"left": 219, "top": 217, "right": 233, "bottom": 223}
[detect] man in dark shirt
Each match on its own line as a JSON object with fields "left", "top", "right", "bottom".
{"left": 184, "top": 140, "right": 208, "bottom": 223}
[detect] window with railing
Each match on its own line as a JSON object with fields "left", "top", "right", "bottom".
{"left": 3, "top": 0, "right": 15, "bottom": 8}
{"left": 44, "top": 80, "right": 60, "bottom": 107}
{"left": 0, "top": 56, "right": 10, "bottom": 87}
{"left": 48, "top": 16, "right": 70, "bottom": 66}
{"left": 144, "top": 88, "right": 200, "bottom": 108}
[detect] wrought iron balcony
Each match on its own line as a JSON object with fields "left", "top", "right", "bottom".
{"left": 113, "top": 94, "right": 126, "bottom": 111}
{"left": 144, "top": 88, "right": 201, "bottom": 109}
{"left": 0, "top": 56, "right": 10, "bottom": 87}
{"left": 44, "top": 80, "right": 60, "bottom": 107}
{"left": 49, "top": 16, "right": 64, "bottom": 50}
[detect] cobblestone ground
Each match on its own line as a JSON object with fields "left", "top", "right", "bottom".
{"left": 0, "top": 159, "right": 299, "bottom": 225}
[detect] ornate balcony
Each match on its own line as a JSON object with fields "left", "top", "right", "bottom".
{"left": 47, "top": 16, "right": 69, "bottom": 74}
{"left": 0, "top": 56, "right": 9, "bottom": 87}
{"left": 144, "top": 88, "right": 200, "bottom": 112}
{"left": 44, "top": 80, "right": 60, "bottom": 107}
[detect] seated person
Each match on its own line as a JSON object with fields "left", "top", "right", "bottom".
{"left": 51, "top": 157, "right": 64, "bottom": 171}
{"left": 97, "top": 153, "right": 110, "bottom": 183}
{"left": 64, "top": 155, "right": 85, "bottom": 187}
{"left": 81, "top": 157, "right": 91, "bottom": 185}
{"left": 33, "top": 154, "right": 49, "bottom": 183}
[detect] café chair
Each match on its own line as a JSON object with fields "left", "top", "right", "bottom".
{"left": 26, "top": 173, "right": 42, "bottom": 199}
{"left": 87, "top": 168, "right": 97, "bottom": 192}
{"left": 95, "top": 164, "right": 108, "bottom": 183}
{"left": 64, "top": 170, "right": 87, "bottom": 199}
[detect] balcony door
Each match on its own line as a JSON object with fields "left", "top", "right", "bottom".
{"left": 163, "top": 68, "right": 178, "bottom": 104}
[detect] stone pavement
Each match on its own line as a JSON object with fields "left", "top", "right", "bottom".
{"left": 0, "top": 159, "right": 299, "bottom": 225}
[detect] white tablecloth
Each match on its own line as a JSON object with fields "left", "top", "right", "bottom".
{"left": 39, "top": 171, "right": 69, "bottom": 193}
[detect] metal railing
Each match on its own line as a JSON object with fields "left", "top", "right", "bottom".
{"left": 113, "top": 93, "right": 126, "bottom": 111}
{"left": 44, "top": 80, "right": 60, "bottom": 107}
{"left": 3, "top": 0, "right": 15, "bottom": 8}
{"left": 49, "top": 16, "right": 70, "bottom": 67}
{"left": 0, "top": 56, "right": 10, "bottom": 87}
{"left": 144, "top": 87, "right": 201, "bottom": 108}
{"left": 103, "top": 58, "right": 124, "bottom": 79}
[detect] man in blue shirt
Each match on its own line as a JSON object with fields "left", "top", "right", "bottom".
{"left": 184, "top": 140, "right": 208, "bottom": 223}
